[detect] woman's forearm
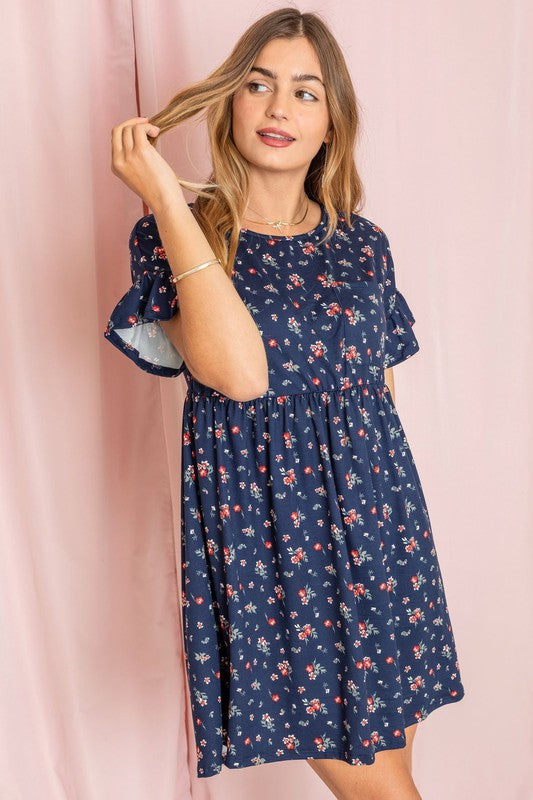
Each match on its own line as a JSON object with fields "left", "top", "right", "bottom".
{"left": 385, "top": 366, "right": 395, "bottom": 403}
{"left": 154, "top": 195, "right": 269, "bottom": 400}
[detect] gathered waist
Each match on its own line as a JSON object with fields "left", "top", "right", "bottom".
{"left": 186, "top": 366, "right": 387, "bottom": 406}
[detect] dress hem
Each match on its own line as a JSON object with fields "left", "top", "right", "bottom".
{"left": 195, "top": 686, "right": 465, "bottom": 778}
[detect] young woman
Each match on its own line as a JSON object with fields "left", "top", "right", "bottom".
{"left": 105, "top": 7, "right": 465, "bottom": 798}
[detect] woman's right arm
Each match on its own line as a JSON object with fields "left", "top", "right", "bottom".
{"left": 154, "top": 194, "right": 269, "bottom": 401}
{"left": 109, "top": 116, "right": 268, "bottom": 401}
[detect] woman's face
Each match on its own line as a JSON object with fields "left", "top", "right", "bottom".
{"left": 231, "top": 37, "right": 332, "bottom": 179}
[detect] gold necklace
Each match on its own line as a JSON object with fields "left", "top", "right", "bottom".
{"left": 242, "top": 198, "right": 309, "bottom": 233}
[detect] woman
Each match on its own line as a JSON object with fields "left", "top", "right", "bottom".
{"left": 105, "top": 7, "right": 465, "bottom": 798}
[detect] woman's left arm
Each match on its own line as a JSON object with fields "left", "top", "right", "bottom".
{"left": 385, "top": 366, "right": 395, "bottom": 404}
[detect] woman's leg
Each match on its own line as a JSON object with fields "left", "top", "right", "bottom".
{"left": 402, "top": 722, "right": 417, "bottom": 774}
{"left": 306, "top": 723, "right": 421, "bottom": 800}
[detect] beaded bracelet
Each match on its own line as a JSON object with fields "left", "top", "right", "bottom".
{"left": 169, "top": 258, "right": 221, "bottom": 284}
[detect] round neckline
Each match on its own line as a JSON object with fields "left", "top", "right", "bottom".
{"left": 239, "top": 202, "right": 327, "bottom": 240}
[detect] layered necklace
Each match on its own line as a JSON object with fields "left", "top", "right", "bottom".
{"left": 242, "top": 197, "right": 309, "bottom": 234}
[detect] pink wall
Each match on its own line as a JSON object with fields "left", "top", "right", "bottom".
{"left": 1, "top": 1, "right": 531, "bottom": 797}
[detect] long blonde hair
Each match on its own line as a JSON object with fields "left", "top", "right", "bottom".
{"left": 147, "top": 7, "right": 365, "bottom": 274}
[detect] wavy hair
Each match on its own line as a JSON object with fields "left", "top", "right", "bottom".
{"left": 147, "top": 6, "right": 365, "bottom": 274}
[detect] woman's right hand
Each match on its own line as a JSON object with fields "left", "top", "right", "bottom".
{"left": 111, "top": 116, "right": 184, "bottom": 211}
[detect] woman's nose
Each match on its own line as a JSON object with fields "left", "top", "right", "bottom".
{"left": 265, "top": 91, "right": 291, "bottom": 118}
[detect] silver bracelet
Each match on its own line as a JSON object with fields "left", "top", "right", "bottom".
{"left": 169, "top": 258, "right": 221, "bottom": 284}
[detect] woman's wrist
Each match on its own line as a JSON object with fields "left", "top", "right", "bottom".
{"left": 149, "top": 189, "right": 188, "bottom": 217}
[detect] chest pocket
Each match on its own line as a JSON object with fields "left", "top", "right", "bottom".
{"left": 331, "top": 278, "right": 387, "bottom": 367}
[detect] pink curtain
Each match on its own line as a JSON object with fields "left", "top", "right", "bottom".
{"left": 1, "top": 1, "right": 531, "bottom": 797}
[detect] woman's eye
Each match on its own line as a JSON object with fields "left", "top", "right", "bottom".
{"left": 246, "top": 81, "right": 317, "bottom": 101}
{"left": 297, "top": 89, "right": 317, "bottom": 101}
{"left": 247, "top": 81, "right": 268, "bottom": 93}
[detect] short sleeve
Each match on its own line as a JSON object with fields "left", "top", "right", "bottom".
{"left": 378, "top": 229, "right": 420, "bottom": 368}
{"left": 103, "top": 214, "right": 186, "bottom": 377}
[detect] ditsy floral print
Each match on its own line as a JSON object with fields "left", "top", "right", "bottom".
{"left": 104, "top": 203, "right": 465, "bottom": 778}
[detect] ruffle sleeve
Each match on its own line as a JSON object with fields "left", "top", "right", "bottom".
{"left": 103, "top": 214, "right": 186, "bottom": 377}
{"left": 379, "top": 229, "right": 420, "bottom": 368}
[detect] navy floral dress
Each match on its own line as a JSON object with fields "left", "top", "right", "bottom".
{"left": 104, "top": 202, "right": 465, "bottom": 778}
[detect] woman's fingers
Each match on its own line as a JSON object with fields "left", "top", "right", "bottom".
{"left": 133, "top": 120, "right": 160, "bottom": 145}
{"left": 121, "top": 121, "right": 135, "bottom": 152}
{"left": 111, "top": 116, "right": 148, "bottom": 157}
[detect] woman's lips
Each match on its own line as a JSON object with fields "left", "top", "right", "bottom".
{"left": 256, "top": 131, "right": 295, "bottom": 148}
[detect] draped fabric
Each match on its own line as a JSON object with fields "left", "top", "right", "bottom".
{"left": 1, "top": 1, "right": 531, "bottom": 798}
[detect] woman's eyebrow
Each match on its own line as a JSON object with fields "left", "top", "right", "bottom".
{"left": 249, "top": 65, "right": 324, "bottom": 87}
